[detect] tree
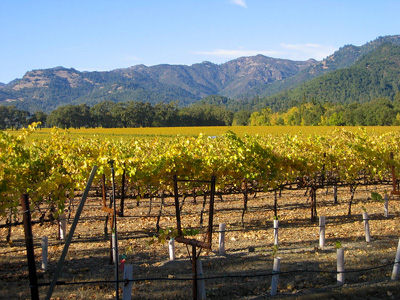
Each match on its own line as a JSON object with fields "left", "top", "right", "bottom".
{"left": 29, "top": 111, "right": 48, "bottom": 129}
{"left": 0, "top": 106, "right": 30, "bottom": 130}
{"left": 111, "top": 102, "right": 129, "bottom": 128}
{"left": 179, "top": 104, "right": 233, "bottom": 126}
{"left": 250, "top": 108, "right": 272, "bottom": 126}
{"left": 47, "top": 104, "right": 90, "bottom": 129}
{"left": 0, "top": 106, "right": 9, "bottom": 129}
{"left": 232, "top": 110, "right": 251, "bottom": 126}
{"left": 153, "top": 101, "right": 180, "bottom": 127}
{"left": 90, "top": 101, "right": 116, "bottom": 128}
{"left": 125, "top": 101, "right": 154, "bottom": 127}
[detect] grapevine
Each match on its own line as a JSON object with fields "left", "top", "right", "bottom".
{"left": 1, "top": 125, "right": 400, "bottom": 227}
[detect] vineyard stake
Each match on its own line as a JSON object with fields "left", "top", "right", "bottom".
{"left": 219, "top": 223, "right": 226, "bottom": 255}
{"left": 196, "top": 258, "right": 206, "bottom": 300}
{"left": 207, "top": 176, "right": 216, "bottom": 244}
{"left": 46, "top": 166, "right": 97, "bottom": 300}
{"left": 319, "top": 216, "right": 325, "bottom": 249}
{"left": 270, "top": 257, "right": 281, "bottom": 296}
{"left": 119, "top": 166, "right": 126, "bottom": 217}
{"left": 112, "top": 231, "right": 118, "bottom": 264}
{"left": 192, "top": 245, "right": 198, "bottom": 300}
{"left": 173, "top": 175, "right": 214, "bottom": 299}
{"left": 42, "top": 236, "right": 48, "bottom": 271}
{"left": 390, "top": 152, "right": 398, "bottom": 195}
{"left": 333, "top": 185, "right": 338, "bottom": 204}
{"left": 384, "top": 194, "right": 389, "bottom": 218}
{"left": 169, "top": 238, "right": 175, "bottom": 261}
{"left": 59, "top": 213, "right": 66, "bottom": 240}
{"left": 109, "top": 160, "right": 120, "bottom": 300}
{"left": 392, "top": 239, "right": 400, "bottom": 280}
{"left": 20, "top": 194, "right": 39, "bottom": 300}
{"left": 122, "top": 264, "right": 133, "bottom": 300}
{"left": 273, "top": 219, "right": 279, "bottom": 246}
{"left": 337, "top": 248, "right": 345, "bottom": 285}
{"left": 362, "top": 212, "right": 371, "bottom": 243}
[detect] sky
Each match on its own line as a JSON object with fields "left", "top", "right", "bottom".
{"left": 1, "top": 0, "right": 399, "bottom": 84}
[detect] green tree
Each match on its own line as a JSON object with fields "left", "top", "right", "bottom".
{"left": 90, "top": 101, "right": 116, "bottom": 128}
{"left": 29, "top": 111, "right": 48, "bottom": 128}
{"left": 232, "top": 110, "right": 251, "bottom": 126}
{"left": 153, "top": 101, "right": 180, "bottom": 127}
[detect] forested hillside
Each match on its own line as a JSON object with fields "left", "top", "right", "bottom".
{"left": 2, "top": 35, "right": 400, "bottom": 128}
{"left": 245, "top": 43, "right": 400, "bottom": 113}
{"left": 0, "top": 56, "right": 314, "bottom": 113}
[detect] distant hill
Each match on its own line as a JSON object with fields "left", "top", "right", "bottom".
{"left": 0, "top": 56, "right": 314, "bottom": 112}
{"left": 1, "top": 34, "right": 400, "bottom": 113}
{"left": 237, "top": 35, "right": 400, "bottom": 100}
{"left": 247, "top": 42, "right": 400, "bottom": 112}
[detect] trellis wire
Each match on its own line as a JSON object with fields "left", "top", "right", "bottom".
{"left": 34, "top": 260, "right": 399, "bottom": 287}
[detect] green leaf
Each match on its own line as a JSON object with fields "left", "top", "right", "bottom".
{"left": 371, "top": 192, "right": 383, "bottom": 202}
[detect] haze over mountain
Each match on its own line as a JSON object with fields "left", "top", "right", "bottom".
{"left": 1, "top": 35, "right": 400, "bottom": 113}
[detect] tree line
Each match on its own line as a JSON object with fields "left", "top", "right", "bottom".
{"left": 0, "top": 101, "right": 234, "bottom": 129}
{"left": 247, "top": 95, "right": 400, "bottom": 126}
{"left": 0, "top": 106, "right": 46, "bottom": 130}
{"left": 2, "top": 95, "right": 400, "bottom": 130}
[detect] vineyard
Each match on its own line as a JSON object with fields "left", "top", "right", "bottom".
{"left": 1, "top": 124, "right": 400, "bottom": 299}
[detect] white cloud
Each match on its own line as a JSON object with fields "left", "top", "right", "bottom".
{"left": 194, "top": 49, "right": 280, "bottom": 58}
{"left": 228, "top": 0, "right": 247, "bottom": 8}
{"left": 280, "top": 43, "right": 337, "bottom": 60}
{"left": 194, "top": 44, "right": 338, "bottom": 63}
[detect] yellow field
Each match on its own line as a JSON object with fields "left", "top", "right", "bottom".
{"left": 8, "top": 125, "right": 400, "bottom": 140}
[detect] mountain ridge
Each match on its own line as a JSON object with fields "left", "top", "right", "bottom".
{"left": 1, "top": 34, "right": 400, "bottom": 113}
{"left": 247, "top": 42, "right": 400, "bottom": 112}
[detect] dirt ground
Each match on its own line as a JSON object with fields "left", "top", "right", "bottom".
{"left": 1, "top": 184, "right": 400, "bottom": 299}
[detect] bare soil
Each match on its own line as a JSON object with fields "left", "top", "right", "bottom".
{"left": 1, "top": 185, "right": 400, "bottom": 299}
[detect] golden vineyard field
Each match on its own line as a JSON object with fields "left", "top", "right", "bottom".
{"left": 2, "top": 124, "right": 400, "bottom": 220}
{"left": 8, "top": 125, "right": 400, "bottom": 140}
{"left": 2, "top": 125, "right": 400, "bottom": 299}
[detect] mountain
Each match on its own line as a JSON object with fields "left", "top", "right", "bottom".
{"left": 250, "top": 42, "right": 400, "bottom": 112}
{"left": 0, "top": 56, "right": 314, "bottom": 113}
{"left": 238, "top": 35, "right": 400, "bottom": 100}
{"left": 1, "top": 34, "right": 400, "bottom": 113}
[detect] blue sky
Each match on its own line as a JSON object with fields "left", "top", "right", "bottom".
{"left": 1, "top": 0, "right": 399, "bottom": 84}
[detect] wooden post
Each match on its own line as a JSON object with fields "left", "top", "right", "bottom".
{"left": 333, "top": 185, "right": 338, "bottom": 204}
{"left": 192, "top": 245, "right": 198, "bottom": 300}
{"left": 390, "top": 152, "right": 399, "bottom": 195}
{"left": 173, "top": 175, "right": 183, "bottom": 237}
{"left": 21, "top": 194, "right": 39, "bottom": 300}
{"left": 119, "top": 167, "right": 126, "bottom": 217}
{"left": 207, "top": 176, "right": 216, "bottom": 245}
{"left": 109, "top": 160, "right": 120, "bottom": 300}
